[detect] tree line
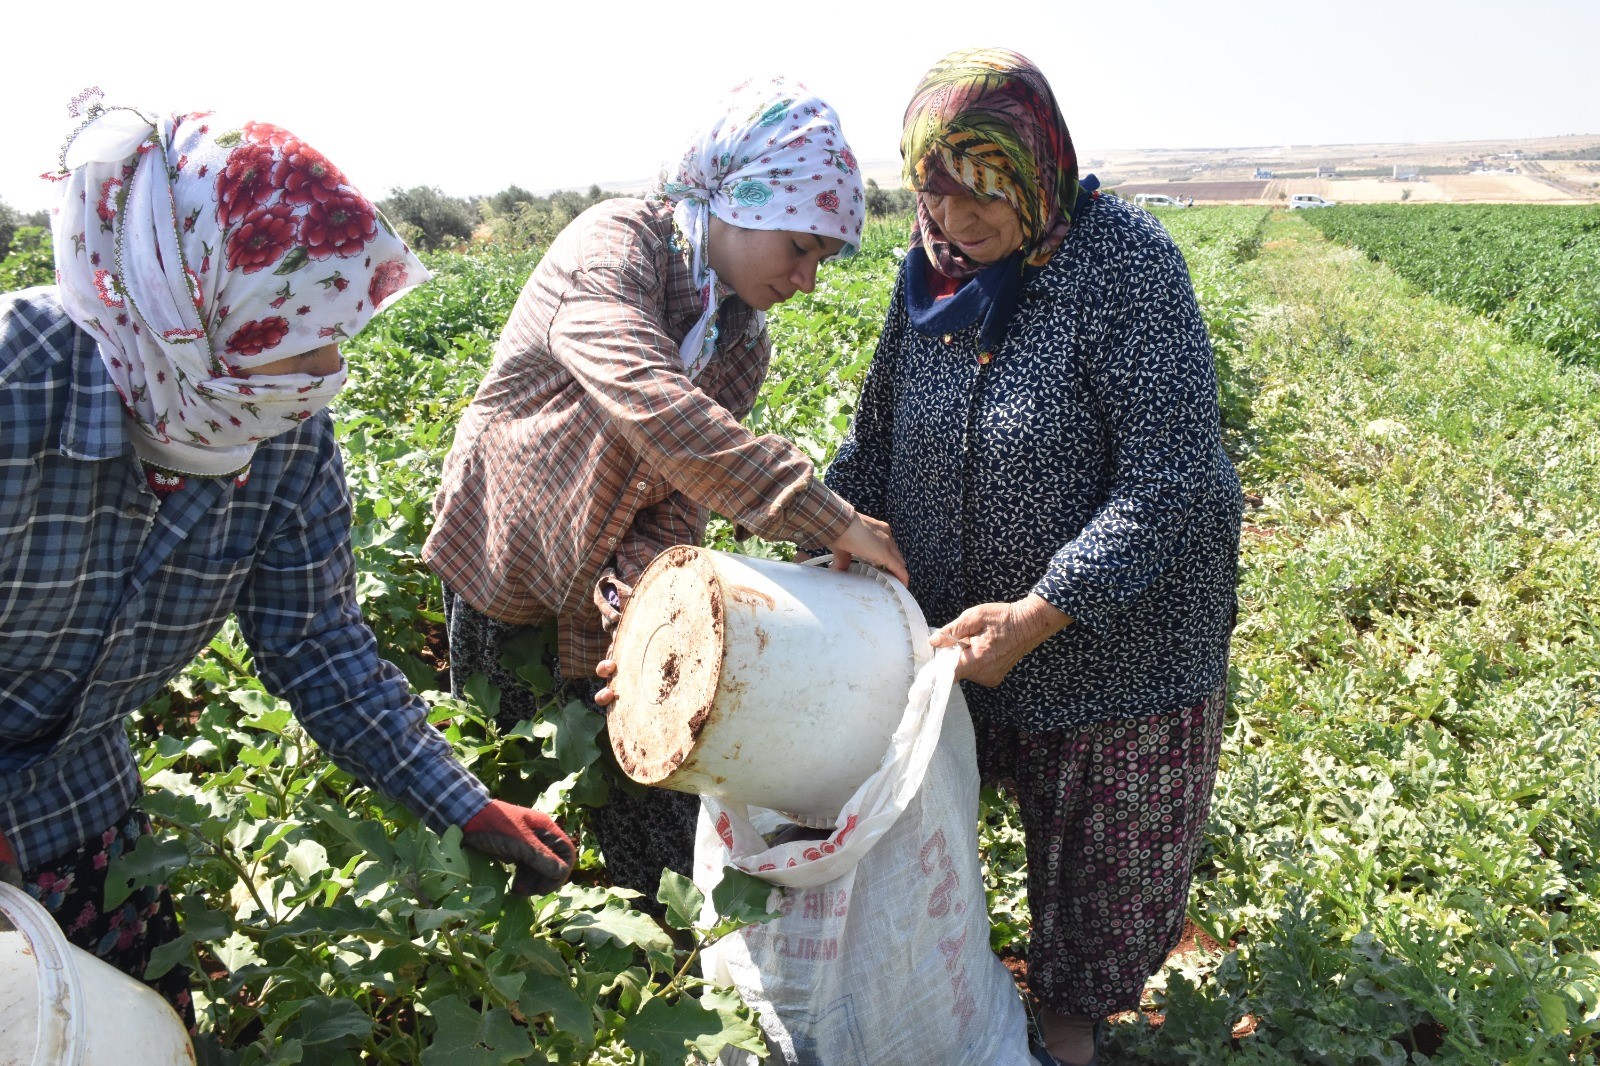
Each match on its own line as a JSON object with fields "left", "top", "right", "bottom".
{"left": 376, "top": 179, "right": 919, "bottom": 253}
{"left": 0, "top": 199, "right": 50, "bottom": 291}
{"left": 0, "top": 176, "right": 922, "bottom": 289}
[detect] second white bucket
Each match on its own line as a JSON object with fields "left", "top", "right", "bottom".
{"left": 607, "top": 547, "right": 931, "bottom": 822}
{"left": 0, "top": 880, "right": 195, "bottom": 1066}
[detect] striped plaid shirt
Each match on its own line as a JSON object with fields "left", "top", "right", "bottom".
{"left": 425, "top": 199, "right": 855, "bottom": 674}
{"left": 0, "top": 288, "right": 490, "bottom": 869}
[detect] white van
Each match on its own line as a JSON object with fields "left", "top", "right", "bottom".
{"left": 1288, "top": 193, "right": 1335, "bottom": 209}
{"left": 1133, "top": 193, "right": 1188, "bottom": 209}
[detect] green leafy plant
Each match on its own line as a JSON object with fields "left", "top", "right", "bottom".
{"left": 1301, "top": 203, "right": 1600, "bottom": 364}
{"left": 128, "top": 621, "right": 781, "bottom": 1064}
{"left": 0, "top": 224, "right": 53, "bottom": 291}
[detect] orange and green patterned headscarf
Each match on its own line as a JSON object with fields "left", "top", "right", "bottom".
{"left": 902, "top": 48, "right": 1078, "bottom": 278}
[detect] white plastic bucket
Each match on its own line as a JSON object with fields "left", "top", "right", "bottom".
{"left": 0, "top": 880, "right": 194, "bottom": 1066}
{"left": 607, "top": 547, "right": 931, "bottom": 822}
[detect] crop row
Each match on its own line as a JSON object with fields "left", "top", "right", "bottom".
{"left": 1301, "top": 203, "right": 1600, "bottom": 364}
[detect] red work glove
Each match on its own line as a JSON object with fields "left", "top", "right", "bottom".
{"left": 0, "top": 827, "right": 21, "bottom": 888}
{"left": 461, "top": 800, "right": 576, "bottom": 896}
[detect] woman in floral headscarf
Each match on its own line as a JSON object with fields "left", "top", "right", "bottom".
{"left": 425, "top": 78, "right": 905, "bottom": 907}
{"left": 0, "top": 94, "right": 577, "bottom": 1029}
{"left": 823, "top": 50, "right": 1242, "bottom": 1064}
{"left": 50, "top": 103, "right": 416, "bottom": 481}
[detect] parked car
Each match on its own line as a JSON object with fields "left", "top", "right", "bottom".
{"left": 1289, "top": 193, "right": 1336, "bottom": 209}
{"left": 1133, "top": 193, "right": 1189, "bottom": 209}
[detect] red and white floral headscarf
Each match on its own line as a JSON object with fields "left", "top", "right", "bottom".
{"left": 49, "top": 94, "right": 427, "bottom": 477}
{"left": 653, "top": 77, "right": 865, "bottom": 378}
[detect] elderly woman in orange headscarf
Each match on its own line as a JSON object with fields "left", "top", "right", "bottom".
{"left": 824, "top": 50, "right": 1243, "bottom": 1065}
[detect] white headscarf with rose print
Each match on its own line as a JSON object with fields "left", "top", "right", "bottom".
{"left": 653, "top": 77, "right": 865, "bottom": 379}
{"left": 49, "top": 95, "right": 428, "bottom": 477}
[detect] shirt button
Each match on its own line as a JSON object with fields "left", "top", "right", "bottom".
{"left": 635, "top": 481, "right": 646, "bottom": 491}
{"left": 124, "top": 505, "right": 144, "bottom": 518}
{"left": 608, "top": 537, "right": 618, "bottom": 548}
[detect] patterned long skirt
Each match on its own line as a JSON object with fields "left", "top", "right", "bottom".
{"left": 975, "top": 680, "right": 1228, "bottom": 1018}
{"left": 441, "top": 586, "right": 699, "bottom": 912}
{"left": 20, "top": 806, "right": 197, "bottom": 1032}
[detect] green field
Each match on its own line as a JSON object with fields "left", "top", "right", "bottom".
{"left": 1299, "top": 203, "right": 1600, "bottom": 365}
{"left": 109, "top": 205, "right": 1600, "bottom": 1064}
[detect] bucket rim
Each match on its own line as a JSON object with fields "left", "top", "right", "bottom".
{"left": 608, "top": 545, "right": 727, "bottom": 785}
{"left": 0, "top": 879, "right": 86, "bottom": 1063}
{"left": 608, "top": 548, "right": 934, "bottom": 816}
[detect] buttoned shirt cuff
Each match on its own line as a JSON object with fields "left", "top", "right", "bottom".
{"left": 390, "top": 754, "right": 493, "bottom": 834}
{"left": 1031, "top": 566, "right": 1110, "bottom": 635}
{"left": 775, "top": 478, "right": 855, "bottom": 546}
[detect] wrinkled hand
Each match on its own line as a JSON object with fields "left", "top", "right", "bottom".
{"left": 929, "top": 594, "right": 1072, "bottom": 687}
{"left": 0, "top": 827, "right": 22, "bottom": 888}
{"left": 826, "top": 512, "right": 909, "bottom": 586}
{"left": 593, "top": 569, "right": 634, "bottom": 634}
{"left": 461, "top": 799, "right": 576, "bottom": 896}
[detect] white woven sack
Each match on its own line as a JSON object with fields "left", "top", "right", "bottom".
{"left": 697, "top": 648, "right": 1032, "bottom": 1066}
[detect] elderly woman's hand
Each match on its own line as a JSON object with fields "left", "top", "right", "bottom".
{"left": 930, "top": 594, "right": 1072, "bottom": 687}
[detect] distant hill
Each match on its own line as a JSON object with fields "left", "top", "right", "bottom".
{"left": 861, "top": 134, "right": 1600, "bottom": 205}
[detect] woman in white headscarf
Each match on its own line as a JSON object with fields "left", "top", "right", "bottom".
{"left": 425, "top": 78, "right": 905, "bottom": 906}
{"left": 0, "top": 94, "right": 577, "bottom": 1029}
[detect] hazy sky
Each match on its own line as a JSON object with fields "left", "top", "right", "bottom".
{"left": 3, "top": 0, "right": 1595, "bottom": 213}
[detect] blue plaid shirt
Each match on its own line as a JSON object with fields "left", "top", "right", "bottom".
{"left": 0, "top": 288, "right": 489, "bottom": 868}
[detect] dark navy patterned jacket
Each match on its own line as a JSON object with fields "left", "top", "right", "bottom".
{"left": 825, "top": 194, "right": 1242, "bottom": 730}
